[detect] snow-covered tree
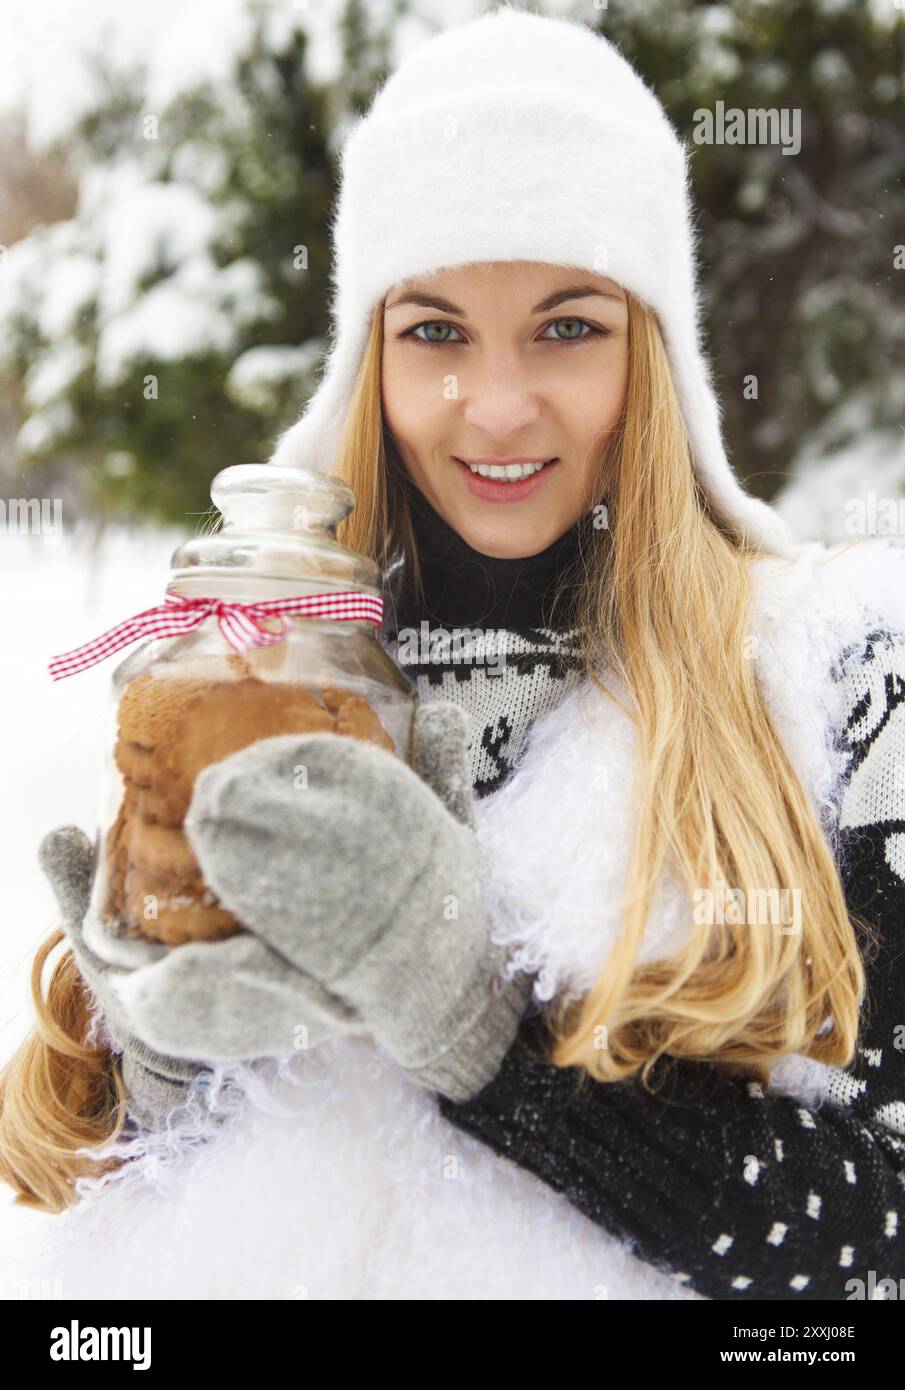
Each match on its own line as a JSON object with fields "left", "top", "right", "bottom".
{"left": 603, "top": 0, "right": 905, "bottom": 530}
{"left": 1, "top": 0, "right": 902, "bottom": 539}
{"left": 0, "top": 1, "right": 365, "bottom": 524}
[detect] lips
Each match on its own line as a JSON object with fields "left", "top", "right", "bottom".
{"left": 454, "top": 455, "right": 559, "bottom": 502}
{"left": 460, "top": 458, "right": 554, "bottom": 481}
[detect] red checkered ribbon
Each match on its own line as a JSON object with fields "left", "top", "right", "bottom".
{"left": 48, "top": 589, "right": 384, "bottom": 681}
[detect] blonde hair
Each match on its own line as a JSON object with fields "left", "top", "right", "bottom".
{"left": 0, "top": 283, "right": 872, "bottom": 1216}
{"left": 0, "top": 930, "right": 128, "bottom": 1212}
{"left": 336, "top": 287, "right": 873, "bottom": 1093}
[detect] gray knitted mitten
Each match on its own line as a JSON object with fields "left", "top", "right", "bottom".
{"left": 112, "top": 700, "right": 533, "bottom": 1102}
{"left": 41, "top": 701, "right": 531, "bottom": 1115}
{"left": 39, "top": 826, "right": 213, "bottom": 1128}
{"left": 40, "top": 822, "right": 374, "bottom": 1128}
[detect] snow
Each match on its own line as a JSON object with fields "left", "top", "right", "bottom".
{"left": 24, "top": 345, "right": 91, "bottom": 409}
{"left": 774, "top": 429, "right": 905, "bottom": 544}
{"left": 13, "top": 401, "right": 78, "bottom": 457}
{"left": 0, "top": 1, "right": 187, "bottom": 149}
{"left": 140, "top": 0, "right": 267, "bottom": 116}
{"left": 0, "top": 0, "right": 608, "bottom": 452}
{"left": 32, "top": 248, "right": 101, "bottom": 344}
{"left": 0, "top": 525, "right": 179, "bottom": 1269}
{"left": 92, "top": 177, "right": 220, "bottom": 321}
{"left": 226, "top": 341, "right": 325, "bottom": 410}
{"left": 0, "top": 172, "right": 282, "bottom": 412}
{"left": 167, "top": 143, "right": 234, "bottom": 199}
{"left": 0, "top": 226, "right": 98, "bottom": 344}
{"left": 95, "top": 254, "right": 280, "bottom": 387}
{"left": 0, "top": 525, "right": 183, "bottom": 1072}
{"left": 0, "top": 0, "right": 484, "bottom": 153}
{"left": 0, "top": 0, "right": 288, "bottom": 150}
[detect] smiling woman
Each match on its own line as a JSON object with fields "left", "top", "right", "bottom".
{"left": 380, "top": 263, "right": 629, "bottom": 558}
{"left": 5, "top": 3, "right": 905, "bottom": 1306}
{"left": 322, "top": 240, "right": 874, "bottom": 1100}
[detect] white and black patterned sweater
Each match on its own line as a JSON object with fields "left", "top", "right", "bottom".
{"left": 381, "top": 491, "right": 905, "bottom": 1302}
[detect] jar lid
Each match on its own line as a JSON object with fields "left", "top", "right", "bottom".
{"left": 168, "top": 463, "right": 381, "bottom": 601}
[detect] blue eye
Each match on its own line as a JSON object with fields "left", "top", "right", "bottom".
{"left": 541, "top": 317, "right": 605, "bottom": 345}
{"left": 398, "top": 317, "right": 608, "bottom": 350}
{"left": 403, "top": 321, "right": 466, "bottom": 347}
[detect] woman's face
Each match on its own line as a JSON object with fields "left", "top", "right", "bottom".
{"left": 381, "top": 260, "right": 629, "bottom": 558}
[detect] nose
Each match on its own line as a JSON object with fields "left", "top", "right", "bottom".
{"left": 460, "top": 359, "right": 543, "bottom": 441}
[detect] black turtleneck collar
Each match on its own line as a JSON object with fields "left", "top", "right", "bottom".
{"left": 387, "top": 485, "right": 592, "bottom": 631}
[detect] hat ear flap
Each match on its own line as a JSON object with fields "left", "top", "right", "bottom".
{"left": 267, "top": 315, "right": 372, "bottom": 476}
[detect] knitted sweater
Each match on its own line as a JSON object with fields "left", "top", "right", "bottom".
{"left": 381, "top": 486, "right": 591, "bottom": 799}
{"left": 382, "top": 495, "right": 905, "bottom": 1302}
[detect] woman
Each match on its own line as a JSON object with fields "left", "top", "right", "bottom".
{"left": 3, "top": 7, "right": 905, "bottom": 1301}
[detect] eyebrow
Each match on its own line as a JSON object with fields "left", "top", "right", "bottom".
{"left": 384, "top": 283, "right": 625, "bottom": 315}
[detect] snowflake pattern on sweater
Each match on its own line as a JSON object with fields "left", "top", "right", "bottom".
{"left": 380, "top": 486, "right": 591, "bottom": 798}
{"left": 382, "top": 619, "right": 585, "bottom": 798}
{"left": 382, "top": 502, "right": 905, "bottom": 1301}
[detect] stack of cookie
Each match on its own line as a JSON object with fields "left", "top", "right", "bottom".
{"left": 102, "top": 671, "right": 396, "bottom": 947}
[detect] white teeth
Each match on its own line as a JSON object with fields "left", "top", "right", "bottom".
{"left": 465, "top": 459, "right": 550, "bottom": 480}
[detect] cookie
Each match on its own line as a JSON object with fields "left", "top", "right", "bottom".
{"left": 128, "top": 893, "right": 239, "bottom": 946}
{"left": 114, "top": 737, "right": 157, "bottom": 789}
{"left": 101, "top": 783, "right": 138, "bottom": 923}
{"left": 331, "top": 695, "right": 395, "bottom": 751}
{"left": 109, "top": 671, "right": 399, "bottom": 946}
{"left": 132, "top": 780, "right": 190, "bottom": 829}
{"left": 116, "top": 671, "right": 210, "bottom": 750}
{"left": 124, "top": 861, "right": 198, "bottom": 919}
{"left": 127, "top": 821, "right": 206, "bottom": 888}
{"left": 160, "top": 679, "right": 338, "bottom": 810}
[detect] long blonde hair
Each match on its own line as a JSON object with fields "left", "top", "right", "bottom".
{"left": 336, "top": 287, "right": 873, "bottom": 1093}
{"left": 0, "top": 930, "right": 129, "bottom": 1212}
{"left": 0, "top": 284, "right": 872, "bottom": 1216}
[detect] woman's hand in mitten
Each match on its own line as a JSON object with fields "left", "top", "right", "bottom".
{"left": 38, "top": 827, "right": 210, "bottom": 1127}
{"left": 38, "top": 824, "right": 368, "bottom": 1126}
{"left": 121, "top": 700, "right": 533, "bottom": 1102}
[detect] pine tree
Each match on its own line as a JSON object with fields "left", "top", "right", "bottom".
{"left": 0, "top": 3, "right": 392, "bottom": 527}
{"left": 600, "top": 0, "right": 905, "bottom": 502}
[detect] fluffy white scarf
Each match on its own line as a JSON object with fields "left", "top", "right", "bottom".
{"left": 475, "top": 537, "right": 905, "bottom": 1105}
{"left": 5, "top": 538, "right": 904, "bottom": 1302}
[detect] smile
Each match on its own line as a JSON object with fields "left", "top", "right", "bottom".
{"left": 462, "top": 459, "right": 552, "bottom": 480}
{"left": 453, "top": 456, "right": 559, "bottom": 503}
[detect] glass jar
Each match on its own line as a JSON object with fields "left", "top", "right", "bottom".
{"left": 85, "top": 463, "right": 416, "bottom": 954}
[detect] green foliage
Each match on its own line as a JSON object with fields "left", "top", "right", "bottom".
{"left": 598, "top": 0, "right": 905, "bottom": 498}
{"left": 9, "top": 8, "right": 370, "bottom": 529}
{"left": 6, "top": 0, "right": 904, "bottom": 528}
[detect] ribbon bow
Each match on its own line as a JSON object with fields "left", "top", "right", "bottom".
{"left": 48, "top": 589, "right": 384, "bottom": 681}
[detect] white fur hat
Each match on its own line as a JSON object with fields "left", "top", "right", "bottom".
{"left": 268, "top": 4, "right": 798, "bottom": 558}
